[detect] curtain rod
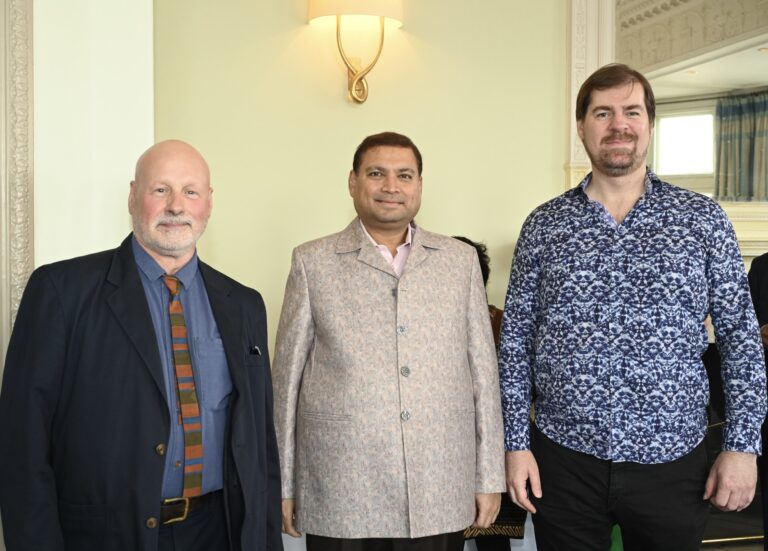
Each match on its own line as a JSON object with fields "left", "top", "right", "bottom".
{"left": 658, "top": 85, "right": 768, "bottom": 106}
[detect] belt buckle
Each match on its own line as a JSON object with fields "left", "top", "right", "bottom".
{"left": 162, "top": 496, "right": 190, "bottom": 525}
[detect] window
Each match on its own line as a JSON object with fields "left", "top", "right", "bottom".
{"left": 650, "top": 100, "right": 716, "bottom": 196}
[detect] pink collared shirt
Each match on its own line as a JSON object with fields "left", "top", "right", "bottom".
{"left": 359, "top": 220, "right": 412, "bottom": 277}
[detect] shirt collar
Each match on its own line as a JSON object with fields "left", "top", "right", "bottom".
{"left": 131, "top": 234, "right": 199, "bottom": 288}
{"left": 359, "top": 220, "right": 414, "bottom": 251}
{"left": 576, "top": 167, "right": 659, "bottom": 198}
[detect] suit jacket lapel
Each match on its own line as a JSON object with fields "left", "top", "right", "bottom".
{"left": 335, "top": 219, "right": 398, "bottom": 278}
{"left": 199, "top": 263, "right": 250, "bottom": 402}
{"left": 403, "top": 228, "right": 429, "bottom": 274}
{"left": 105, "top": 235, "right": 168, "bottom": 403}
{"left": 401, "top": 225, "right": 444, "bottom": 275}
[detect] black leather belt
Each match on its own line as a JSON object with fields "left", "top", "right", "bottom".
{"left": 161, "top": 491, "right": 220, "bottom": 525}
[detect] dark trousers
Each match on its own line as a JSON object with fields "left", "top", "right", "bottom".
{"left": 158, "top": 491, "right": 230, "bottom": 551}
{"left": 474, "top": 536, "right": 509, "bottom": 551}
{"left": 761, "top": 419, "right": 768, "bottom": 551}
{"left": 530, "top": 425, "right": 710, "bottom": 551}
{"left": 306, "top": 530, "right": 464, "bottom": 551}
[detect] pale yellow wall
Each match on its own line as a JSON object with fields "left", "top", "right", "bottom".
{"left": 34, "top": 0, "right": 154, "bottom": 267}
{"left": 154, "top": 0, "right": 568, "bottom": 347}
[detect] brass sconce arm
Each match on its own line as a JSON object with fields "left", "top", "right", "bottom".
{"left": 335, "top": 15, "right": 385, "bottom": 103}
{"left": 308, "top": 0, "right": 402, "bottom": 104}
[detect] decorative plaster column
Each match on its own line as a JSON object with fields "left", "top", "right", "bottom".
{"left": 1, "top": 0, "right": 33, "bottom": 367}
{"left": 567, "top": 0, "right": 615, "bottom": 189}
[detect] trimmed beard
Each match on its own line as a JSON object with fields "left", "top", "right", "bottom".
{"left": 585, "top": 137, "right": 648, "bottom": 177}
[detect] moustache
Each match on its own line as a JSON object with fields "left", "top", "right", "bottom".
{"left": 155, "top": 216, "right": 193, "bottom": 227}
{"left": 373, "top": 196, "right": 405, "bottom": 203}
{"left": 602, "top": 132, "right": 637, "bottom": 144}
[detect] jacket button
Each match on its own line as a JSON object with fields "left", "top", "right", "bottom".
{"left": 397, "top": 325, "right": 406, "bottom": 335}
{"left": 146, "top": 517, "right": 158, "bottom": 529}
{"left": 400, "top": 410, "right": 410, "bottom": 422}
{"left": 155, "top": 443, "right": 166, "bottom": 456}
{"left": 400, "top": 366, "right": 411, "bottom": 377}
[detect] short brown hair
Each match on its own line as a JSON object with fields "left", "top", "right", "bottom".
{"left": 576, "top": 63, "right": 656, "bottom": 124}
{"left": 352, "top": 132, "right": 423, "bottom": 175}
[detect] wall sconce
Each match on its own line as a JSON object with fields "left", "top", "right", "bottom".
{"left": 308, "top": 0, "right": 403, "bottom": 103}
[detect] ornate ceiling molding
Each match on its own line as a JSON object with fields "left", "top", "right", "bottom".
{"left": 617, "top": 0, "right": 695, "bottom": 30}
{"left": 616, "top": 0, "right": 768, "bottom": 70}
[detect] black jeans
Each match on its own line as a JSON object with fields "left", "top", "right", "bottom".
{"left": 760, "top": 419, "right": 768, "bottom": 551}
{"left": 530, "top": 425, "right": 710, "bottom": 551}
{"left": 306, "top": 530, "right": 465, "bottom": 551}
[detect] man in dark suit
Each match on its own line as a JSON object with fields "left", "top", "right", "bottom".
{"left": 0, "top": 140, "right": 282, "bottom": 551}
{"left": 748, "top": 252, "right": 768, "bottom": 551}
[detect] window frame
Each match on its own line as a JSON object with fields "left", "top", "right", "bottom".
{"left": 650, "top": 98, "right": 717, "bottom": 197}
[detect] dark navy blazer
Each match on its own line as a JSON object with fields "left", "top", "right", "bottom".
{"left": 0, "top": 235, "right": 282, "bottom": 551}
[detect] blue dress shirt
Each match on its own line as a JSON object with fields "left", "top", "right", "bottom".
{"left": 132, "top": 237, "right": 232, "bottom": 497}
{"left": 499, "top": 170, "right": 767, "bottom": 463}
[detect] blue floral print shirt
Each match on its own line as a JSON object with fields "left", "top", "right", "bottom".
{"left": 499, "top": 170, "right": 766, "bottom": 463}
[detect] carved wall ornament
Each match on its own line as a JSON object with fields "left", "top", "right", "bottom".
{"left": 567, "top": 0, "right": 615, "bottom": 188}
{"left": 1, "top": 0, "right": 34, "bottom": 366}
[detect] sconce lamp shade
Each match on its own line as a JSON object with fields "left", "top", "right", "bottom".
{"left": 308, "top": 0, "right": 403, "bottom": 26}
{"left": 308, "top": 0, "right": 403, "bottom": 103}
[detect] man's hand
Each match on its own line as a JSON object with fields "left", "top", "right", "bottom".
{"left": 703, "top": 451, "right": 758, "bottom": 512}
{"left": 505, "top": 450, "right": 541, "bottom": 514}
{"left": 473, "top": 493, "right": 501, "bottom": 528}
{"left": 760, "top": 324, "right": 768, "bottom": 348}
{"left": 281, "top": 499, "right": 301, "bottom": 537}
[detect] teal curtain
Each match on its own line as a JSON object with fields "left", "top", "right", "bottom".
{"left": 714, "top": 90, "right": 768, "bottom": 201}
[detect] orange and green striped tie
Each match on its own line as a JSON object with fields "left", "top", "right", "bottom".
{"left": 164, "top": 275, "right": 203, "bottom": 497}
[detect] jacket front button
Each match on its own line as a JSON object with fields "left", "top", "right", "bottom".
{"left": 400, "top": 366, "right": 411, "bottom": 377}
{"left": 397, "top": 325, "right": 406, "bottom": 335}
{"left": 146, "top": 517, "right": 158, "bottom": 529}
{"left": 401, "top": 410, "right": 411, "bottom": 422}
{"left": 155, "top": 443, "right": 166, "bottom": 456}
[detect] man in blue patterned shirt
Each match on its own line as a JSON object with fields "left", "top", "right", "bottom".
{"left": 499, "top": 63, "right": 767, "bottom": 551}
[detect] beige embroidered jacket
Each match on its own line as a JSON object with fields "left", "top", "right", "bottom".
{"left": 273, "top": 220, "right": 505, "bottom": 538}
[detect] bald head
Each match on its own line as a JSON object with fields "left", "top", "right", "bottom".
{"left": 134, "top": 140, "right": 210, "bottom": 185}
{"left": 129, "top": 140, "right": 213, "bottom": 272}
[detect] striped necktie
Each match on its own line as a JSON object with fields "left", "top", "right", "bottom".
{"left": 164, "top": 275, "right": 203, "bottom": 497}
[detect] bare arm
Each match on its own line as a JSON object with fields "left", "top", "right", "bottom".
{"left": 473, "top": 493, "right": 501, "bottom": 528}
{"left": 703, "top": 451, "right": 758, "bottom": 512}
{"left": 281, "top": 498, "right": 302, "bottom": 537}
{"left": 505, "top": 450, "right": 541, "bottom": 514}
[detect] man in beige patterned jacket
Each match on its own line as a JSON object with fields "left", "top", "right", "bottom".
{"left": 273, "top": 132, "right": 506, "bottom": 551}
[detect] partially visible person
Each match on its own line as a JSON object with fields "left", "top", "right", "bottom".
{"left": 0, "top": 140, "right": 282, "bottom": 550}
{"left": 452, "top": 237, "right": 503, "bottom": 347}
{"left": 500, "top": 63, "right": 766, "bottom": 551}
{"left": 454, "top": 236, "right": 526, "bottom": 551}
{"left": 747, "top": 251, "right": 768, "bottom": 551}
{"left": 273, "top": 132, "right": 505, "bottom": 551}
{"left": 748, "top": 252, "right": 768, "bottom": 350}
